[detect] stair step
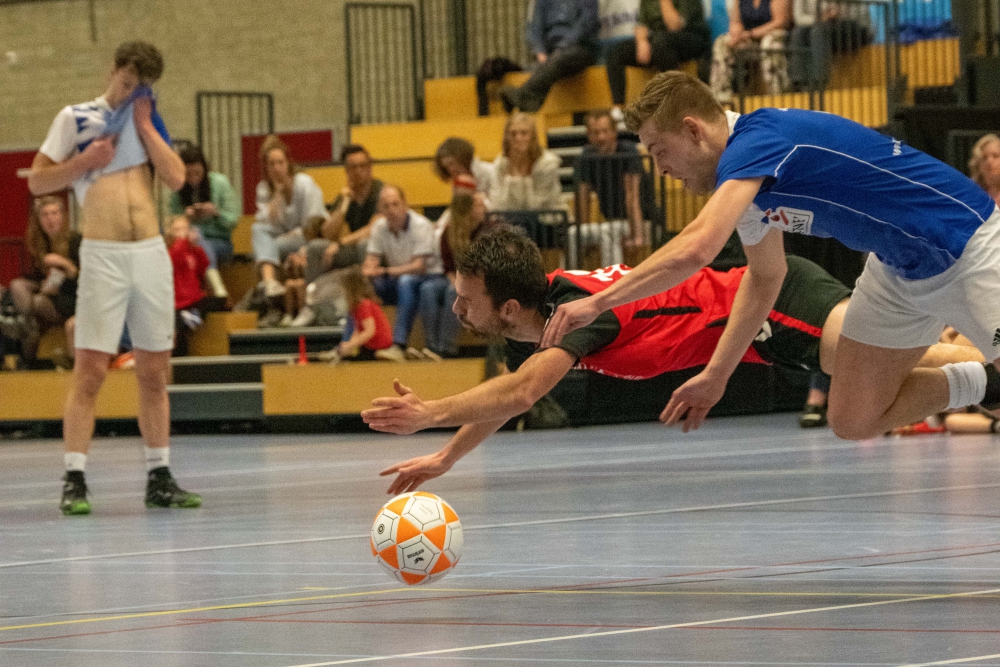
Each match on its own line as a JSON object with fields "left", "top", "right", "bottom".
{"left": 167, "top": 382, "right": 264, "bottom": 421}
{"left": 228, "top": 326, "right": 343, "bottom": 356}
{"left": 171, "top": 354, "right": 297, "bottom": 384}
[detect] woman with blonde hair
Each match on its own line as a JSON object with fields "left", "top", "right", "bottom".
{"left": 8, "top": 196, "right": 80, "bottom": 365}
{"left": 489, "top": 113, "right": 564, "bottom": 211}
{"left": 969, "top": 133, "right": 1000, "bottom": 207}
{"left": 252, "top": 135, "right": 328, "bottom": 308}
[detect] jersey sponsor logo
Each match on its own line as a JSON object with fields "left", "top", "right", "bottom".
{"left": 562, "top": 264, "right": 631, "bottom": 283}
{"left": 762, "top": 206, "right": 814, "bottom": 235}
{"left": 993, "top": 328, "right": 1000, "bottom": 347}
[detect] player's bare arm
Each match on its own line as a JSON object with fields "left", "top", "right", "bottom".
{"left": 362, "top": 348, "right": 577, "bottom": 433}
{"left": 661, "top": 226, "right": 787, "bottom": 431}
{"left": 133, "top": 97, "right": 185, "bottom": 191}
{"left": 541, "top": 177, "right": 764, "bottom": 348}
{"left": 380, "top": 419, "right": 508, "bottom": 495}
{"left": 27, "top": 140, "right": 115, "bottom": 196}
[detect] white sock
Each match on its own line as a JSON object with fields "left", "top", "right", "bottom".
{"left": 64, "top": 452, "right": 87, "bottom": 472}
{"left": 941, "top": 362, "right": 988, "bottom": 410}
{"left": 145, "top": 447, "right": 169, "bottom": 472}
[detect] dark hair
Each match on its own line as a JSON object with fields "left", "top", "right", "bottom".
{"left": 456, "top": 225, "right": 548, "bottom": 310}
{"left": 433, "top": 137, "right": 475, "bottom": 180}
{"left": 177, "top": 145, "right": 212, "bottom": 207}
{"left": 585, "top": 109, "right": 615, "bottom": 129}
{"left": 341, "top": 144, "right": 371, "bottom": 163}
{"left": 113, "top": 41, "right": 164, "bottom": 82}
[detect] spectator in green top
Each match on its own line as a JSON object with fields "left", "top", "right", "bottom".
{"left": 169, "top": 145, "right": 239, "bottom": 298}
{"left": 605, "top": 0, "right": 711, "bottom": 117}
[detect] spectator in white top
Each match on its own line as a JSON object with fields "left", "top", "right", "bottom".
{"left": 252, "top": 135, "right": 327, "bottom": 297}
{"left": 490, "top": 113, "right": 564, "bottom": 211}
{"left": 361, "top": 184, "right": 437, "bottom": 359}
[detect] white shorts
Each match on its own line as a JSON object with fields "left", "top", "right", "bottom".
{"left": 841, "top": 206, "right": 1000, "bottom": 362}
{"left": 75, "top": 237, "right": 175, "bottom": 354}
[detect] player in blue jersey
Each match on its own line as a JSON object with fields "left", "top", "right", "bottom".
{"left": 541, "top": 71, "right": 1000, "bottom": 440}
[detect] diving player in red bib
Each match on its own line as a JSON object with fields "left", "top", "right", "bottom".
{"left": 364, "top": 227, "right": 983, "bottom": 495}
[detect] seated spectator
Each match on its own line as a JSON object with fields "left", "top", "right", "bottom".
{"left": 320, "top": 268, "right": 395, "bottom": 363}
{"left": 252, "top": 135, "right": 327, "bottom": 301}
{"left": 490, "top": 113, "right": 564, "bottom": 211}
{"left": 500, "top": 0, "right": 600, "bottom": 113}
{"left": 361, "top": 184, "right": 437, "bottom": 360}
{"left": 605, "top": 0, "right": 711, "bottom": 116}
{"left": 166, "top": 217, "right": 210, "bottom": 357}
{"left": 421, "top": 187, "right": 493, "bottom": 360}
{"left": 597, "top": 0, "right": 639, "bottom": 63}
{"left": 788, "top": 0, "right": 872, "bottom": 92}
{"left": 710, "top": 0, "right": 792, "bottom": 103}
{"left": 168, "top": 145, "right": 239, "bottom": 299}
{"left": 433, "top": 137, "right": 495, "bottom": 196}
{"left": 572, "top": 109, "right": 656, "bottom": 266}
{"left": 304, "top": 144, "right": 383, "bottom": 291}
{"left": 969, "top": 133, "right": 1000, "bottom": 207}
{"left": 8, "top": 196, "right": 80, "bottom": 367}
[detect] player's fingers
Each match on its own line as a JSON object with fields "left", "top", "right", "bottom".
{"left": 393, "top": 379, "right": 413, "bottom": 396}
{"left": 540, "top": 311, "right": 565, "bottom": 348}
{"left": 368, "top": 397, "right": 405, "bottom": 409}
{"left": 379, "top": 464, "right": 402, "bottom": 476}
{"left": 663, "top": 400, "right": 687, "bottom": 426}
{"left": 682, "top": 407, "right": 709, "bottom": 433}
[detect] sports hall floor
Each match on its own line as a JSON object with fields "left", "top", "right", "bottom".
{"left": 2, "top": 414, "right": 1000, "bottom": 666}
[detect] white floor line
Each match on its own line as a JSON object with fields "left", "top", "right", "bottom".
{"left": 897, "top": 655, "right": 1000, "bottom": 667}
{"left": 280, "top": 587, "right": 1000, "bottom": 666}
{"left": 4, "top": 481, "right": 1000, "bottom": 571}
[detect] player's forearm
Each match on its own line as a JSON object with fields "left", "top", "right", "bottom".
{"left": 592, "top": 223, "right": 718, "bottom": 310}
{"left": 439, "top": 419, "right": 509, "bottom": 467}
{"left": 138, "top": 126, "right": 185, "bottom": 191}
{"left": 704, "top": 264, "right": 785, "bottom": 380}
{"left": 28, "top": 158, "right": 88, "bottom": 195}
{"left": 427, "top": 373, "right": 543, "bottom": 427}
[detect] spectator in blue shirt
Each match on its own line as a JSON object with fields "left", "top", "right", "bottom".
{"left": 501, "top": 0, "right": 601, "bottom": 113}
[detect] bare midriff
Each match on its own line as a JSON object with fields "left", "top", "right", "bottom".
{"left": 79, "top": 164, "right": 160, "bottom": 241}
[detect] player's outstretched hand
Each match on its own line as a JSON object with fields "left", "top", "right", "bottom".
{"left": 362, "top": 380, "right": 435, "bottom": 435}
{"left": 380, "top": 451, "right": 453, "bottom": 495}
{"left": 540, "top": 295, "right": 602, "bottom": 348}
{"left": 660, "top": 370, "right": 727, "bottom": 433}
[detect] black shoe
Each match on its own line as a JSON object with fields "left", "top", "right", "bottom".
{"left": 145, "top": 467, "right": 202, "bottom": 508}
{"left": 499, "top": 86, "right": 519, "bottom": 113}
{"left": 980, "top": 363, "right": 1000, "bottom": 411}
{"left": 61, "top": 470, "right": 91, "bottom": 515}
{"left": 799, "top": 404, "right": 828, "bottom": 428}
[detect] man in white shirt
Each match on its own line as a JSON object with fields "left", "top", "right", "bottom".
{"left": 29, "top": 41, "right": 202, "bottom": 516}
{"left": 361, "top": 185, "right": 437, "bottom": 359}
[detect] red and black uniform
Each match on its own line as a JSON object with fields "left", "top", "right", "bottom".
{"left": 504, "top": 255, "right": 851, "bottom": 378}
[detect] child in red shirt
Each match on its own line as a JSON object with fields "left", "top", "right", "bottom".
{"left": 329, "top": 268, "right": 395, "bottom": 362}
{"left": 167, "top": 217, "right": 209, "bottom": 355}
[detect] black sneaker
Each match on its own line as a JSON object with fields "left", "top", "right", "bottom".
{"left": 145, "top": 467, "right": 202, "bottom": 509}
{"left": 980, "top": 363, "right": 1000, "bottom": 411}
{"left": 61, "top": 471, "right": 91, "bottom": 516}
{"left": 799, "top": 404, "right": 828, "bottom": 428}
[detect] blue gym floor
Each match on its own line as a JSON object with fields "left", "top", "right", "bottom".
{"left": 2, "top": 414, "right": 1000, "bottom": 666}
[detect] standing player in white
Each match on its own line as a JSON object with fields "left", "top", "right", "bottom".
{"left": 28, "top": 41, "right": 202, "bottom": 515}
{"left": 542, "top": 71, "right": 1000, "bottom": 440}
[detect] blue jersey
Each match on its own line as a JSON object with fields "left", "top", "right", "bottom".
{"left": 719, "top": 108, "right": 995, "bottom": 280}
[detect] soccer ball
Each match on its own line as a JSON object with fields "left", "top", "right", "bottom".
{"left": 370, "top": 491, "right": 464, "bottom": 585}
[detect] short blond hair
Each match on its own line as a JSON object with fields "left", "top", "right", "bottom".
{"left": 969, "top": 133, "right": 1000, "bottom": 188}
{"left": 624, "top": 71, "right": 725, "bottom": 133}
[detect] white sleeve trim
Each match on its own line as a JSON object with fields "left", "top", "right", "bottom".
{"left": 735, "top": 203, "right": 769, "bottom": 246}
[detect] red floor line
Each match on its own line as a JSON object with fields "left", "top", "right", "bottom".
{"left": 0, "top": 618, "right": 220, "bottom": 646}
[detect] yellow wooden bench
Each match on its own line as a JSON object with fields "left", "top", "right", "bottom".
{"left": 188, "top": 311, "right": 258, "bottom": 357}
{"left": 0, "top": 370, "right": 139, "bottom": 420}
{"left": 263, "top": 357, "right": 485, "bottom": 415}
{"left": 349, "top": 116, "right": 519, "bottom": 162}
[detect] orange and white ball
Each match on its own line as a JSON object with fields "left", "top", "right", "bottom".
{"left": 370, "top": 491, "right": 464, "bottom": 585}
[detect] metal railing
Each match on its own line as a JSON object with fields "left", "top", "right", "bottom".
{"left": 346, "top": 2, "right": 424, "bottom": 124}
{"left": 195, "top": 91, "right": 274, "bottom": 209}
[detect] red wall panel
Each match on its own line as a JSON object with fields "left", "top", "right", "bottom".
{"left": 240, "top": 131, "right": 333, "bottom": 215}
{"left": 0, "top": 149, "right": 38, "bottom": 286}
